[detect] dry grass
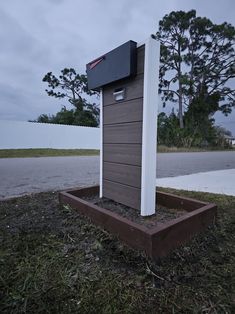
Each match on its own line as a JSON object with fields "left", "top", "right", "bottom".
{"left": 157, "top": 145, "right": 235, "bottom": 153}
{"left": 0, "top": 189, "right": 234, "bottom": 313}
{"left": 0, "top": 149, "right": 99, "bottom": 158}
{"left": 1, "top": 147, "right": 234, "bottom": 158}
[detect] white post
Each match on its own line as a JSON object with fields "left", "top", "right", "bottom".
{"left": 99, "top": 88, "right": 103, "bottom": 198}
{"left": 140, "top": 36, "right": 160, "bottom": 216}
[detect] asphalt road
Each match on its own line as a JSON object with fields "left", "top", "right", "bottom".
{"left": 0, "top": 151, "right": 235, "bottom": 199}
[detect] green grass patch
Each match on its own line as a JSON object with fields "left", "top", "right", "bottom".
{"left": 157, "top": 145, "right": 235, "bottom": 153}
{"left": 0, "top": 190, "right": 234, "bottom": 313}
{"left": 1, "top": 147, "right": 234, "bottom": 158}
{"left": 0, "top": 148, "right": 99, "bottom": 158}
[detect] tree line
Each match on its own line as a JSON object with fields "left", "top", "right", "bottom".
{"left": 33, "top": 10, "right": 235, "bottom": 147}
{"left": 157, "top": 10, "right": 234, "bottom": 147}
{"left": 33, "top": 68, "right": 99, "bottom": 127}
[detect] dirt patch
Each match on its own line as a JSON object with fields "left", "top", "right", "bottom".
{"left": 0, "top": 190, "right": 234, "bottom": 313}
{"left": 81, "top": 194, "right": 186, "bottom": 227}
{"left": 0, "top": 192, "right": 61, "bottom": 235}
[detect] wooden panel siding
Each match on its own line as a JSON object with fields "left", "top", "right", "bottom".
{"left": 102, "top": 45, "right": 145, "bottom": 210}
{"left": 103, "top": 98, "right": 143, "bottom": 125}
{"left": 103, "top": 144, "right": 142, "bottom": 166}
{"left": 103, "top": 74, "right": 144, "bottom": 106}
{"left": 103, "top": 180, "right": 141, "bottom": 210}
{"left": 103, "top": 162, "right": 141, "bottom": 188}
{"left": 103, "top": 122, "right": 142, "bottom": 144}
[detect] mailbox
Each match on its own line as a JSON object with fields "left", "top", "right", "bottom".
{"left": 86, "top": 40, "right": 137, "bottom": 90}
{"left": 87, "top": 37, "right": 160, "bottom": 216}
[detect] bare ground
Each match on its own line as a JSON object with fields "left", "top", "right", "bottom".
{"left": 82, "top": 195, "right": 186, "bottom": 227}
{"left": 0, "top": 189, "right": 234, "bottom": 313}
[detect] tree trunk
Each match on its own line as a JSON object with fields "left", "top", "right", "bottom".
{"left": 178, "top": 82, "right": 184, "bottom": 128}
{"left": 178, "top": 40, "right": 184, "bottom": 129}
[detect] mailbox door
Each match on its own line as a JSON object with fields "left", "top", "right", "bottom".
{"left": 87, "top": 40, "right": 137, "bottom": 90}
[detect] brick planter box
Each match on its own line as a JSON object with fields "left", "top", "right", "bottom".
{"left": 59, "top": 186, "right": 217, "bottom": 260}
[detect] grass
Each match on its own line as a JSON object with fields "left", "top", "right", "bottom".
{"left": 157, "top": 145, "right": 235, "bottom": 153}
{"left": 0, "top": 149, "right": 99, "bottom": 158}
{"left": 1, "top": 147, "right": 234, "bottom": 158}
{"left": 0, "top": 189, "right": 234, "bottom": 313}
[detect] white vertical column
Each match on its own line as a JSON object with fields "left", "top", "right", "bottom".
{"left": 99, "top": 88, "right": 103, "bottom": 198}
{"left": 140, "top": 36, "right": 160, "bottom": 216}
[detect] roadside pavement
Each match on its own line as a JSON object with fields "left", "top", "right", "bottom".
{"left": 157, "top": 169, "right": 235, "bottom": 196}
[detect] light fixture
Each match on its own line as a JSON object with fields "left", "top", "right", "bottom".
{"left": 113, "top": 88, "right": 125, "bottom": 101}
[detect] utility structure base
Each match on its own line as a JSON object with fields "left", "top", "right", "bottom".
{"left": 59, "top": 186, "right": 217, "bottom": 260}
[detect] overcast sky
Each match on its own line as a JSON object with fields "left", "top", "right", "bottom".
{"left": 0, "top": 0, "right": 234, "bottom": 134}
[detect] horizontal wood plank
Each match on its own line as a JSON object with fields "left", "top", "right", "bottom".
{"left": 103, "top": 162, "right": 141, "bottom": 188}
{"left": 103, "top": 144, "right": 142, "bottom": 166}
{"left": 103, "top": 98, "right": 143, "bottom": 125}
{"left": 103, "top": 180, "right": 141, "bottom": 210}
{"left": 103, "top": 122, "right": 142, "bottom": 144}
{"left": 103, "top": 74, "right": 144, "bottom": 106}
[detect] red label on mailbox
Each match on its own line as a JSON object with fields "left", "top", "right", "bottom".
{"left": 89, "top": 57, "right": 104, "bottom": 69}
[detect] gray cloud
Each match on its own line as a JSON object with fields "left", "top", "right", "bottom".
{"left": 0, "top": 0, "right": 234, "bottom": 134}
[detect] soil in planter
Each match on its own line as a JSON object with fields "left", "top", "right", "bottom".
{"left": 81, "top": 194, "right": 187, "bottom": 228}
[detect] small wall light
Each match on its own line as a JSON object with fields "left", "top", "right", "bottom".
{"left": 113, "top": 88, "right": 125, "bottom": 101}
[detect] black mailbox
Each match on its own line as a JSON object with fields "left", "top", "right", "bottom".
{"left": 86, "top": 40, "right": 137, "bottom": 90}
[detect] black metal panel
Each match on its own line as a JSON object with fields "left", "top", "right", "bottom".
{"left": 86, "top": 40, "right": 137, "bottom": 90}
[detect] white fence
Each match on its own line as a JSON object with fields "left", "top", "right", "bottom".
{"left": 0, "top": 120, "right": 100, "bottom": 149}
